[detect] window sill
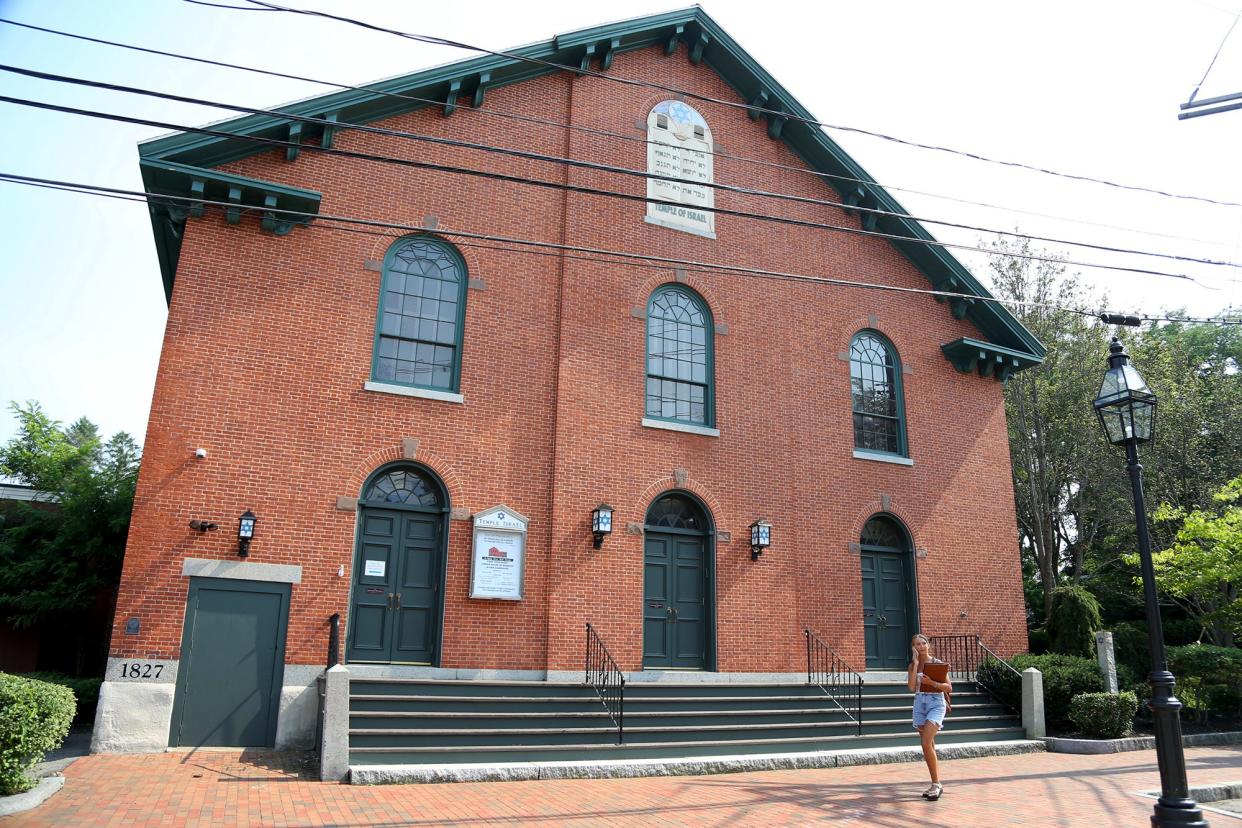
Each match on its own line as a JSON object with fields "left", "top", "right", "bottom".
{"left": 364, "top": 381, "right": 464, "bottom": 404}
{"left": 852, "top": 449, "right": 913, "bottom": 466}
{"left": 642, "top": 417, "right": 720, "bottom": 437}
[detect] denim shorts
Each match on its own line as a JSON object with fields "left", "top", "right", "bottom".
{"left": 912, "top": 692, "right": 946, "bottom": 729}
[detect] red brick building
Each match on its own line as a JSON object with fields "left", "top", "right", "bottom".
{"left": 92, "top": 8, "right": 1043, "bottom": 754}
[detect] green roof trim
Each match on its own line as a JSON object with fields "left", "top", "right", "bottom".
{"left": 942, "top": 337, "right": 1043, "bottom": 382}
{"left": 136, "top": 6, "right": 1045, "bottom": 367}
{"left": 139, "top": 159, "right": 322, "bottom": 302}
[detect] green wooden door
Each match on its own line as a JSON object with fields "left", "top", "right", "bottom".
{"left": 643, "top": 530, "right": 707, "bottom": 669}
{"left": 861, "top": 550, "right": 913, "bottom": 669}
{"left": 170, "top": 578, "right": 289, "bottom": 748}
{"left": 347, "top": 507, "right": 443, "bottom": 664}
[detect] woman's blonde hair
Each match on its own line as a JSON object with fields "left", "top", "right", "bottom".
{"left": 911, "top": 633, "right": 930, "bottom": 646}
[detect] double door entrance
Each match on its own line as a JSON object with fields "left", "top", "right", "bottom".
{"left": 347, "top": 507, "right": 444, "bottom": 664}
{"left": 642, "top": 493, "right": 712, "bottom": 670}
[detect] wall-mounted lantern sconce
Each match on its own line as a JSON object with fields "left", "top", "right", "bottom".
{"left": 750, "top": 519, "right": 772, "bottom": 561}
{"left": 237, "top": 509, "right": 258, "bottom": 558}
{"left": 189, "top": 519, "right": 219, "bottom": 532}
{"left": 591, "top": 504, "right": 614, "bottom": 549}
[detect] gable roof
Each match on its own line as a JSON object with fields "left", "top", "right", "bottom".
{"left": 138, "top": 6, "right": 1044, "bottom": 369}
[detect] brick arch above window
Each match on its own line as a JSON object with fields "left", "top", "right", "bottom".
{"left": 848, "top": 500, "right": 921, "bottom": 553}
{"left": 343, "top": 443, "right": 466, "bottom": 511}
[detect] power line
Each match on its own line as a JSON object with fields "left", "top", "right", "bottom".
{"left": 4, "top": 170, "right": 1241, "bottom": 329}
{"left": 1, "top": 16, "right": 1232, "bottom": 250}
{"left": 7, "top": 63, "right": 1239, "bottom": 277}
{"left": 1185, "top": 9, "right": 1241, "bottom": 105}
{"left": 199, "top": 0, "right": 1242, "bottom": 211}
{"left": 5, "top": 91, "right": 1223, "bottom": 287}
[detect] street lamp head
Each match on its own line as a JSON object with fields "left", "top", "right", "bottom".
{"left": 1093, "top": 337, "right": 1157, "bottom": 446}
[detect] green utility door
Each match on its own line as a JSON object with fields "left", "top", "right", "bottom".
{"left": 170, "top": 578, "right": 289, "bottom": 748}
{"left": 643, "top": 530, "right": 708, "bottom": 669}
{"left": 347, "top": 507, "right": 444, "bottom": 664}
{"left": 861, "top": 550, "right": 914, "bottom": 669}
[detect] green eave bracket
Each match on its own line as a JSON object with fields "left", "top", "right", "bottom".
{"left": 942, "top": 338, "right": 1042, "bottom": 382}
{"left": 139, "top": 159, "right": 322, "bottom": 305}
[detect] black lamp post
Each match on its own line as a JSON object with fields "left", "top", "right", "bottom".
{"left": 1093, "top": 337, "right": 1205, "bottom": 828}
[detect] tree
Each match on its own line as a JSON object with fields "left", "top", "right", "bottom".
{"left": 989, "top": 237, "right": 1111, "bottom": 619}
{"left": 0, "top": 402, "right": 139, "bottom": 663}
{"left": 1046, "top": 584, "right": 1102, "bottom": 657}
{"left": 1146, "top": 474, "right": 1242, "bottom": 647}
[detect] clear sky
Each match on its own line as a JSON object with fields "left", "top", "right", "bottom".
{"left": 2, "top": 0, "right": 1241, "bottom": 447}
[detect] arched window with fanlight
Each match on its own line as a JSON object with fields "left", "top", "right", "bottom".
{"left": 646, "top": 285, "right": 714, "bottom": 427}
{"left": 850, "top": 330, "right": 907, "bottom": 457}
{"left": 371, "top": 235, "right": 467, "bottom": 393}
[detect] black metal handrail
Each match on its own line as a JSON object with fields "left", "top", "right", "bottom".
{"left": 928, "top": 634, "right": 1023, "bottom": 712}
{"left": 804, "top": 627, "right": 864, "bottom": 736}
{"left": 327, "top": 612, "right": 341, "bottom": 669}
{"left": 585, "top": 623, "right": 625, "bottom": 744}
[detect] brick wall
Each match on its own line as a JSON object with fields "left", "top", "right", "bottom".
{"left": 110, "top": 42, "right": 1027, "bottom": 673}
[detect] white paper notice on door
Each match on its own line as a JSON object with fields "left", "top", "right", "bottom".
{"left": 364, "top": 559, "right": 386, "bottom": 577}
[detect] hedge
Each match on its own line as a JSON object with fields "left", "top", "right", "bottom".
{"left": 977, "top": 653, "right": 1104, "bottom": 726}
{"left": 19, "top": 673, "right": 101, "bottom": 725}
{"left": 0, "top": 672, "right": 75, "bottom": 795}
{"left": 1167, "top": 643, "right": 1242, "bottom": 719}
{"left": 1069, "top": 691, "right": 1138, "bottom": 739}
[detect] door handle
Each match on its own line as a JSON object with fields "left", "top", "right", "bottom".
{"left": 386, "top": 593, "right": 394, "bottom": 610}
{"left": 394, "top": 593, "right": 402, "bottom": 610}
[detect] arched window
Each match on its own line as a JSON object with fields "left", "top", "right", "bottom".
{"left": 371, "top": 236, "right": 467, "bottom": 391}
{"left": 646, "top": 285, "right": 713, "bottom": 426}
{"left": 646, "top": 492, "right": 709, "bottom": 531}
{"left": 860, "top": 514, "right": 908, "bottom": 550}
{"left": 361, "top": 465, "right": 444, "bottom": 509}
{"left": 850, "top": 331, "right": 907, "bottom": 456}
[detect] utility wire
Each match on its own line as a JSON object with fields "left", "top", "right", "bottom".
{"left": 4, "top": 170, "right": 1241, "bottom": 329}
{"left": 1186, "top": 9, "right": 1241, "bottom": 104}
{"left": 6, "top": 62, "right": 1239, "bottom": 276}
{"left": 2, "top": 90, "right": 1219, "bottom": 286}
{"left": 0, "top": 16, "right": 1231, "bottom": 250}
{"left": 199, "top": 0, "right": 1242, "bottom": 211}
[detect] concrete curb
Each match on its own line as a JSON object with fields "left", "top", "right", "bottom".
{"left": 350, "top": 738, "right": 1045, "bottom": 785}
{"left": 0, "top": 776, "right": 65, "bottom": 817}
{"left": 1045, "top": 730, "right": 1242, "bottom": 754}
{"left": 1185, "top": 781, "right": 1242, "bottom": 803}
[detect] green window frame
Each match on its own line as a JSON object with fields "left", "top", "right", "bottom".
{"left": 645, "top": 285, "right": 714, "bottom": 427}
{"left": 850, "top": 330, "right": 907, "bottom": 456}
{"left": 371, "top": 235, "right": 468, "bottom": 392}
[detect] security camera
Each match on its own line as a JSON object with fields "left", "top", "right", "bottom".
{"left": 194, "top": 448, "right": 208, "bottom": 459}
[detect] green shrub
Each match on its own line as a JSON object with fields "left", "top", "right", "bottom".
{"left": 1068, "top": 691, "right": 1138, "bottom": 739}
{"left": 1167, "top": 643, "right": 1242, "bottom": 719}
{"left": 20, "top": 673, "right": 101, "bottom": 724}
{"left": 1047, "top": 586, "right": 1102, "bottom": 657}
{"left": 1027, "top": 627, "right": 1050, "bottom": 655}
{"left": 0, "top": 672, "right": 75, "bottom": 795}
{"left": 1112, "top": 621, "right": 1150, "bottom": 682}
{"left": 977, "top": 653, "right": 1105, "bottom": 726}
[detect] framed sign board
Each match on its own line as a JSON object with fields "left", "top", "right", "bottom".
{"left": 470, "top": 505, "right": 528, "bottom": 600}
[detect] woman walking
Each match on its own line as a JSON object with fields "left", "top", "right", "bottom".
{"left": 908, "top": 633, "right": 951, "bottom": 801}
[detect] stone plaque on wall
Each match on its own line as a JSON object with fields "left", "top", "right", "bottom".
{"left": 645, "top": 101, "right": 716, "bottom": 238}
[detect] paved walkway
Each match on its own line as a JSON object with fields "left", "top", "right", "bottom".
{"left": 3, "top": 746, "right": 1241, "bottom": 827}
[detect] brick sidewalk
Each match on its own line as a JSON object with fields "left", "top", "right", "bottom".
{"left": 3, "top": 746, "right": 1241, "bottom": 827}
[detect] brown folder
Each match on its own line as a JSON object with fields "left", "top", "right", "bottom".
{"left": 920, "top": 662, "right": 949, "bottom": 690}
